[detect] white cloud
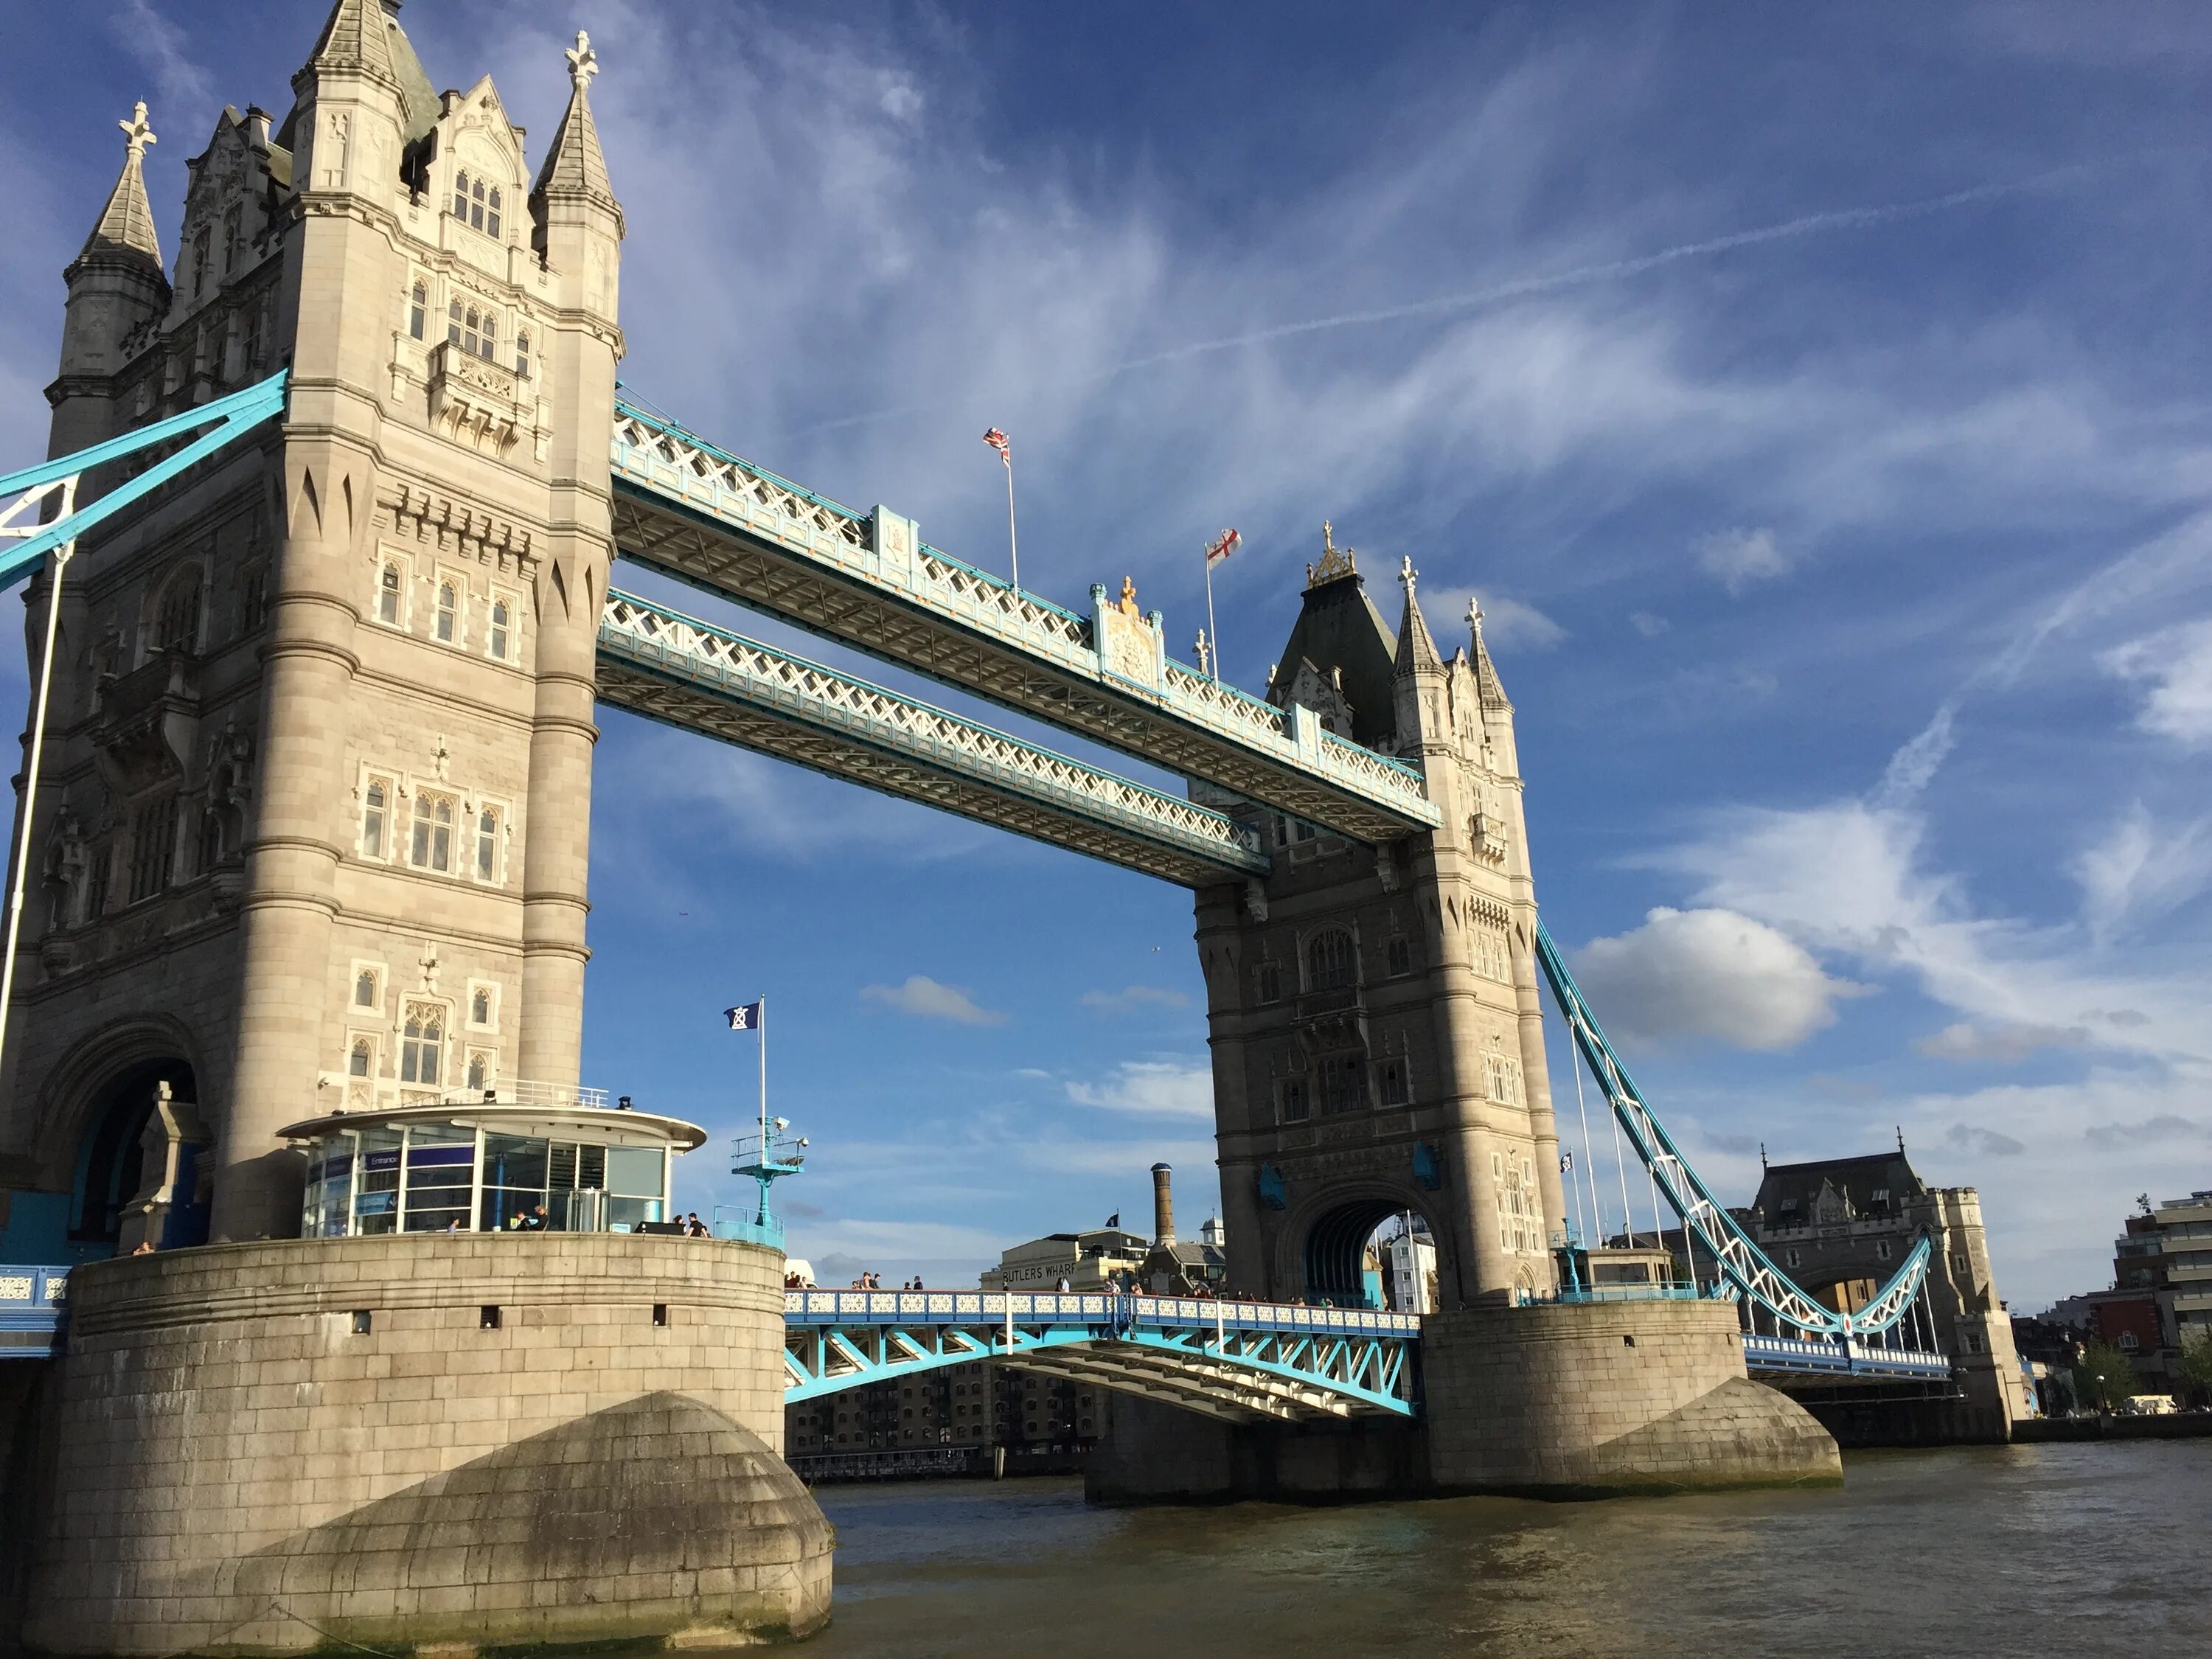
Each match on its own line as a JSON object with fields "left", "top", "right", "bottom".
{"left": 1573, "top": 906, "right": 1869, "bottom": 1051}
{"left": 2103, "top": 618, "right": 2212, "bottom": 745}
{"left": 1916, "top": 1022, "right": 2087, "bottom": 1063}
{"left": 860, "top": 975, "right": 1007, "bottom": 1026}
{"left": 1079, "top": 984, "right": 1192, "bottom": 1013}
{"left": 111, "top": 0, "right": 214, "bottom": 116}
{"left": 1630, "top": 611, "right": 1671, "bottom": 638}
{"left": 1475, "top": 595, "right": 1566, "bottom": 650}
{"left": 1694, "top": 526, "right": 1790, "bottom": 595}
{"left": 2071, "top": 802, "right": 2212, "bottom": 946}
{"left": 1065, "top": 1059, "right": 1214, "bottom": 1118}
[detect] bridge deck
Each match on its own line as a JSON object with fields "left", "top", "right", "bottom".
{"left": 608, "top": 403, "right": 1440, "bottom": 843}
{"left": 597, "top": 591, "right": 1267, "bottom": 887}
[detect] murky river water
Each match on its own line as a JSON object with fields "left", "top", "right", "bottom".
{"left": 801, "top": 1442, "right": 2210, "bottom": 1657}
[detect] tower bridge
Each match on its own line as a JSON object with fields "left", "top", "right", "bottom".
{"left": 0, "top": 5, "right": 2025, "bottom": 1652}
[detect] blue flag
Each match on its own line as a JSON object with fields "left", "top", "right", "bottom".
{"left": 726, "top": 1001, "right": 762, "bottom": 1032}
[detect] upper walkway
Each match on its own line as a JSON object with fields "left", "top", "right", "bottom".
{"left": 608, "top": 402, "right": 1441, "bottom": 844}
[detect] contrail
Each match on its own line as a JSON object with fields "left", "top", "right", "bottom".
{"left": 794, "top": 164, "right": 2096, "bottom": 439}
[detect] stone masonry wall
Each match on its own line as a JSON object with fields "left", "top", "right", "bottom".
{"left": 22, "top": 1233, "right": 827, "bottom": 1654}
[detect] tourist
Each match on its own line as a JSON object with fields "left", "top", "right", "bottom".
{"left": 532, "top": 1205, "right": 550, "bottom": 1231}
{"left": 1055, "top": 1276, "right": 1071, "bottom": 1293}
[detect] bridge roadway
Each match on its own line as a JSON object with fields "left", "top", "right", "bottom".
{"left": 596, "top": 590, "right": 1268, "bottom": 887}
{"left": 607, "top": 402, "right": 1441, "bottom": 844}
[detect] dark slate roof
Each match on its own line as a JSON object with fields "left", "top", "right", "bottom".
{"left": 1268, "top": 569, "right": 1402, "bottom": 748}
{"left": 1750, "top": 1150, "right": 1927, "bottom": 1225}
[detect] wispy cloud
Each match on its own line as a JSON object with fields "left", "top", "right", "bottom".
{"left": 1478, "top": 595, "right": 1567, "bottom": 650}
{"left": 1695, "top": 526, "right": 1790, "bottom": 596}
{"left": 1916, "top": 1022, "right": 2087, "bottom": 1064}
{"left": 860, "top": 975, "right": 1008, "bottom": 1026}
{"left": 1065, "top": 1059, "right": 1214, "bottom": 1118}
{"left": 109, "top": 0, "right": 212, "bottom": 117}
{"left": 2103, "top": 618, "right": 2212, "bottom": 745}
{"left": 1079, "top": 984, "right": 1191, "bottom": 1014}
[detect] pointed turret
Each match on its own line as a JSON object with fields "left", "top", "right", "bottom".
{"left": 1467, "top": 596, "right": 1511, "bottom": 712}
{"left": 531, "top": 31, "right": 624, "bottom": 236}
{"left": 49, "top": 104, "right": 173, "bottom": 456}
{"left": 1393, "top": 556, "right": 1443, "bottom": 676}
{"left": 75, "top": 102, "right": 165, "bottom": 276}
{"left": 302, "top": 0, "right": 403, "bottom": 88}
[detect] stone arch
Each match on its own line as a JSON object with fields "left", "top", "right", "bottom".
{"left": 1277, "top": 1178, "right": 1455, "bottom": 1310}
{"left": 31, "top": 1015, "right": 205, "bottom": 1199}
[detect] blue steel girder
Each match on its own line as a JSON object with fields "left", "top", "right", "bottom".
{"left": 784, "top": 1291, "right": 1419, "bottom": 1422}
{"left": 597, "top": 590, "right": 1269, "bottom": 888}
{"left": 607, "top": 402, "right": 1439, "bottom": 844}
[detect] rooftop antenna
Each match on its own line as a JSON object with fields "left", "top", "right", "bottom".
{"left": 1896, "top": 1124, "right": 1906, "bottom": 1155}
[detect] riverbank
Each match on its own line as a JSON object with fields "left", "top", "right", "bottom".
{"left": 2014, "top": 1411, "right": 2212, "bottom": 1441}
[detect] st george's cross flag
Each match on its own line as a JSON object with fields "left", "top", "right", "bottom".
{"left": 1205, "top": 527, "right": 1242, "bottom": 567}
{"left": 725, "top": 1001, "right": 762, "bottom": 1032}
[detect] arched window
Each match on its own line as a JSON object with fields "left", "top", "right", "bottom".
{"left": 400, "top": 1008, "right": 443, "bottom": 1085}
{"left": 411, "top": 793, "right": 453, "bottom": 872}
{"left": 156, "top": 570, "right": 202, "bottom": 654}
{"left": 466, "top": 1054, "right": 487, "bottom": 1091}
{"left": 515, "top": 331, "right": 530, "bottom": 379}
{"left": 488, "top": 599, "right": 510, "bottom": 660}
{"left": 408, "top": 280, "right": 426, "bottom": 341}
{"left": 478, "top": 312, "right": 495, "bottom": 361}
{"left": 476, "top": 807, "right": 499, "bottom": 880}
{"left": 356, "top": 968, "right": 380, "bottom": 1009}
{"left": 486, "top": 186, "right": 502, "bottom": 240}
{"left": 222, "top": 206, "right": 242, "bottom": 273}
{"left": 191, "top": 226, "right": 211, "bottom": 296}
{"left": 470, "top": 175, "right": 486, "bottom": 232}
{"left": 349, "top": 1039, "right": 372, "bottom": 1079}
{"left": 471, "top": 988, "right": 491, "bottom": 1025}
{"left": 462, "top": 307, "right": 481, "bottom": 356}
{"left": 245, "top": 299, "right": 268, "bottom": 369}
{"left": 435, "top": 581, "right": 457, "bottom": 643}
{"left": 448, "top": 297, "right": 462, "bottom": 346}
{"left": 1305, "top": 928, "right": 1355, "bottom": 993}
{"left": 378, "top": 564, "right": 401, "bottom": 625}
{"left": 453, "top": 170, "right": 471, "bottom": 221}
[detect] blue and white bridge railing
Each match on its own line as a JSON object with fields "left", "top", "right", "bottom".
{"left": 784, "top": 1290, "right": 1419, "bottom": 1422}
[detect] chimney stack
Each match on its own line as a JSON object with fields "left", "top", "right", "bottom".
{"left": 1150, "top": 1162, "right": 1175, "bottom": 1248}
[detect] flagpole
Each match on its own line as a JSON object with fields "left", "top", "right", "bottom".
{"left": 1203, "top": 550, "right": 1220, "bottom": 684}
{"left": 757, "top": 998, "right": 769, "bottom": 1225}
{"left": 1004, "top": 458, "right": 1020, "bottom": 594}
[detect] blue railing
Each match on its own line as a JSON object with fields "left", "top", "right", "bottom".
{"left": 783, "top": 1289, "right": 1421, "bottom": 1339}
{"left": 0, "top": 1265, "right": 69, "bottom": 1359}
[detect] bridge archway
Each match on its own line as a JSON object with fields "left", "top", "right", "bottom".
{"left": 1291, "top": 1190, "right": 1447, "bottom": 1311}
{"left": 69, "top": 1056, "right": 196, "bottom": 1247}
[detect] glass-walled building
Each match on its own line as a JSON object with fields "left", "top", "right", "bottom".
{"left": 280, "top": 1102, "right": 706, "bottom": 1238}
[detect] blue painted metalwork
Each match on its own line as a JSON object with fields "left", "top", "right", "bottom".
{"left": 605, "top": 401, "right": 1439, "bottom": 842}
{"left": 1742, "top": 1334, "right": 1953, "bottom": 1383}
{"left": 0, "top": 1266, "right": 69, "bottom": 1360}
{"left": 1534, "top": 921, "right": 1933, "bottom": 1340}
{"left": 0, "top": 373, "right": 288, "bottom": 587}
{"left": 711, "top": 1208, "right": 786, "bottom": 1250}
{"left": 597, "top": 588, "right": 1270, "bottom": 886}
{"left": 783, "top": 1290, "right": 1419, "bottom": 1420}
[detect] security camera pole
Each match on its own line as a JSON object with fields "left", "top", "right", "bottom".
{"left": 726, "top": 998, "right": 804, "bottom": 1239}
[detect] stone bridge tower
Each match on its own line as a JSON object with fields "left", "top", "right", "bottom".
{"left": 1196, "top": 532, "right": 1568, "bottom": 1308}
{"left": 0, "top": 0, "right": 623, "bottom": 1253}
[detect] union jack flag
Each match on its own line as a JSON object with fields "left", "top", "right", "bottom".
{"left": 982, "top": 427, "right": 1011, "bottom": 466}
{"left": 1206, "top": 528, "right": 1242, "bottom": 567}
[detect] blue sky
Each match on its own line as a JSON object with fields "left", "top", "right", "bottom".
{"left": 7, "top": 2, "right": 2212, "bottom": 1307}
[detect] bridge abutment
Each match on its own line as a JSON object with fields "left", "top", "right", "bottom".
{"left": 1086, "top": 1298, "right": 1838, "bottom": 1505}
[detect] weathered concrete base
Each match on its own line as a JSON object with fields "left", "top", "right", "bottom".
{"left": 18, "top": 1235, "right": 832, "bottom": 1655}
{"left": 1085, "top": 1298, "right": 1840, "bottom": 1506}
{"left": 1794, "top": 1392, "right": 2009, "bottom": 1449}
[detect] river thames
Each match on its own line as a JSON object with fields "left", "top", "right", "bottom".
{"left": 800, "top": 1441, "right": 2208, "bottom": 1657}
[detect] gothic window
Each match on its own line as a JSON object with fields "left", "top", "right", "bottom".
{"left": 462, "top": 307, "right": 481, "bottom": 356}
{"left": 515, "top": 331, "right": 530, "bottom": 379}
{"left": 156, "top": 571, "right": 201, "bottom": 653}
{"left": 1472, "top": 928, "right": 1509, "bottom": 983}
{"left": 1255, "top": 961, "right": 1281, "bottom": 1005}
{"left": 222, "top": 205, "right": 241, "bottom": 272}
{"left": 470, "top": 987, "right": 492, "bottom": 1026}
{"left": 1483, "top": 1054, "right": 1523, "bottom": 1105}
{"left": 245, "top": 299, "right": 267, "bottom": 369}
{"left": 191, "top": 226, "right": 210, "bottom": 296}
{"left": 1279, "top": 1079, "right": 1309, "bottom": 1124}
{"left": 486, "top": 187, "right": 502, "bottom": 240}
{"left": 435, "top": 581, "right": 457, "bottom": 643}
{"left": 1380, "top": 1058, "right": 1408, "bottom": 1107}
{"left": 470, "top": 175, "right": 487, "bottom": 231}
{"left": 411, "top": 793, "right": 453, "bottom": 872}
{"left": 478, "top": 312, "right": 495, "bottom": 362}
{"left": 378, "top": 564, "right": 402, "bottom": 625}
{"left": 453, "top": 170, "right": 473, "bottom": 223}
{"left": 1318, "top": 1053, "right": 1366, "bottom": 1114}
{"left": 408, "top": 281, "right": 426, "bottom": 341}
{"left": 355, "top": 967, "right": 379, "bottom": 1009}
{"left": 1305, "top": 928, "right": 1355, "bottom": 993}
{"left": 400, "top": 1006, "right": 444, "bottom": 1086}
{"left": 348, "top": 1038, "right": 372, "bottom": 1078}
{"left": 448, "top": 298, "right": 462, "bottom": 346}
{"left": 488, "top": 599, "right": 510, "bottom": 660}
{"left": 475, "top": 807, "right": 500, "bottom": 880}
{"left": 466, "top": 1054, "right": 487, "bottom": 1091}
{"left": 240, "top": 568, "right": 266, "bottom": 634}
{"left": 1386, "top": 936, "right": 1412, "bottom": 977}
{"left": 199, "top": 814, "right": 224, "bottom": 872}
{"left": 127, "top": 796, "right": 178, "bottom": 903}
{"left": 86, "top": 844, "right": 111, "bottom": 919}
{"left": 361, "top": 780, "right": 388, "bottom": 858}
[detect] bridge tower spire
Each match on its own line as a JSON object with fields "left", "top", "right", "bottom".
{"left": 1199, "top": 537, "right": 1565, "bottom": 1309}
